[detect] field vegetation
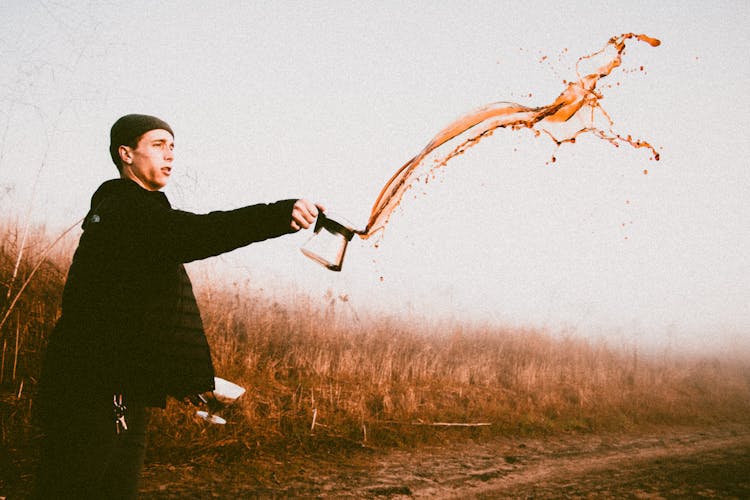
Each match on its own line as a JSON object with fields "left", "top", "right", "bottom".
{"left": 2, "top": 220, "right": 750, "bottom": 492}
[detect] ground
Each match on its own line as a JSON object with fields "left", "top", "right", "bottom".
{"left": 137, "top": 425, "right": 750, "bottom": 499}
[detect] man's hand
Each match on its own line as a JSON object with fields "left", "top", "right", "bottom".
{"left": 291, "top": 199, "right": 325, "bottom": 231}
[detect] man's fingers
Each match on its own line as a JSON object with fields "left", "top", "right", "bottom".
{"left": 291, "top": 199, "right": 322, "bottom": 230}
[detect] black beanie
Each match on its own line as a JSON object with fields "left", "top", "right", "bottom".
{"left": 109, "top": 114, "right": 174, "bottom": 167}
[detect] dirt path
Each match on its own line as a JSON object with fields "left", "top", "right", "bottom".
{"left": 139, "top": 425, "right": 750, "bottom": 498}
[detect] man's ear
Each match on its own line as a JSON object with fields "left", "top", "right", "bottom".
{"left": 118, "top": 145, "right": 133, "bottom": 165}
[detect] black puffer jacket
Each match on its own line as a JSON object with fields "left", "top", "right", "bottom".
{"left": 39, "top": 179, "right": 296, "bottom": 413}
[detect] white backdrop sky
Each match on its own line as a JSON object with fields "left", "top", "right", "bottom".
{"left": 1, "top": 1, "right": 748, "bottom": 352}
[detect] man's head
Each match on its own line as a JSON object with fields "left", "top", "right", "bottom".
{"left": 109, "top": 114, "right": 175, "bottom": 191}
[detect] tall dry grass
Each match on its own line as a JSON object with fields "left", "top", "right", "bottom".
{"left": 176, "top": 283, "right": 750, "bottom": 453}
{"left": 1, "top": 219, "right": 750, "bottom": 481}
{"left": 0, "top": 219, "right": 76, "bottom": 492}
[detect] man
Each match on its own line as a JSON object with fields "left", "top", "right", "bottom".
{"left": 34, "top": 114, "right": 323, "bottom": 498}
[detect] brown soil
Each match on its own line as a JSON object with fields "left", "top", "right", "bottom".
{"left": 138, "top": 425, "right": 750, "bottom": 498}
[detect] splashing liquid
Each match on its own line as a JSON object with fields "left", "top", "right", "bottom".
{"left": 357, "top": 33, "right": 660, "bottom": 239}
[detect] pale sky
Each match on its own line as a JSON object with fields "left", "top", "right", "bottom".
{"left": 1, "top": 1, "right": 748, "bottom": 353}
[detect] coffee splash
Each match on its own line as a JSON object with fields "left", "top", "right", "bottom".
{"left": 359, "top": 33, "right": 660, "bottom": 239}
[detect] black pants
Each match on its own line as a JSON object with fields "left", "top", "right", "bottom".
{"left": 34, "top": 398, "right": 148, "bottom": 499}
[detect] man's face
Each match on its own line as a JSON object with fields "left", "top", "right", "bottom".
{"left": 120, "top": 129, "right": 174, "bottom": 191}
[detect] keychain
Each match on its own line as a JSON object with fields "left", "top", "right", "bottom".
{"left": 113, "top": 394, "right": 128, "bottom": 434}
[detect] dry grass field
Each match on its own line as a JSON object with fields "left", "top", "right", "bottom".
{"left": 1, "top": 221, "right": 749, "bottom": 497}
